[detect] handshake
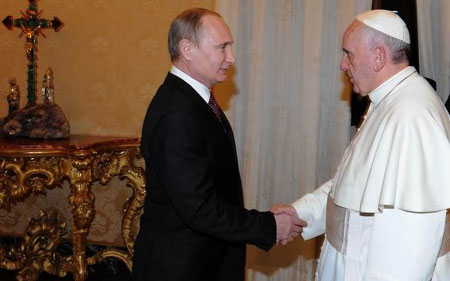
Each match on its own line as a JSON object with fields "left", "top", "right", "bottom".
{"left": 271, "top": 204, "right": 307, "bottom": 245}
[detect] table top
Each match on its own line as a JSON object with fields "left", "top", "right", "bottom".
{"left": 0, "top": 135, "right": 141, "bottom": 156}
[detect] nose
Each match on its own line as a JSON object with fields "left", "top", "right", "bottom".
{"left": 226, "top": 46, "right": 236, "bottom": 65}
{"left": 340, "top": 54, "right": 348, "bottom": 71}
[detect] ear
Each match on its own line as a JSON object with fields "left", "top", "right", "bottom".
{"left": 373, "top": 46, "right": 386, "bottom": 72}
{"left": 179, "top": 39, "right": 195, "bottom": 61}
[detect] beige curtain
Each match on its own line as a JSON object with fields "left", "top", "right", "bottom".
{"left": 417, "top": 0, "right": 450, "bottom": 103}
{"left": 214, "top": 0, "right": 371, "bottom": 280}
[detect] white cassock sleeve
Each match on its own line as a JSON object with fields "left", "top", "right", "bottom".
{"left": 292, "top": 180, "right": 332, "bottom": 240}
{"left": 363, "top": 208, "right": 447, "bottom": 281}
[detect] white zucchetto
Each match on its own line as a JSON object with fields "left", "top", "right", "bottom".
{"left": 356, "top": 9, "right": 410, "bottom": 44}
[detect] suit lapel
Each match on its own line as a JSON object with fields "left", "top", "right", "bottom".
{"left": 165, "top": 73, "right": 218, "bottom": 122}
{"left": 220, "top": 111, "right": 237, "bottom": 154}
{"left": 165, "top": 73, "right": 244, "bottom": 205}
{"left": 165, "top": 73, "right": 232, "bottom": 134}
{"left": 165, "top": 73, "right": 240, "bottom": 164}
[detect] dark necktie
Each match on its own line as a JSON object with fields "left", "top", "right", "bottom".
{"left": 208, "top": 92, "right": 222, "bottom": 122}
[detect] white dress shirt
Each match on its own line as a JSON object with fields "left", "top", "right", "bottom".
{"left": 170, "top": 65, "right": 211, "bottom": 103}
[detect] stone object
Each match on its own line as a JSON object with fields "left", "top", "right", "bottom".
{"left": 0, "top": 104, "right": 70, "bottom": 139}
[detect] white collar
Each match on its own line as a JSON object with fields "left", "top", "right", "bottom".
{"left": 170, "top": 65, "right": 211, "bottom": 103}
{"left": 368, "top": 66, "right": 416, "bottom": 105}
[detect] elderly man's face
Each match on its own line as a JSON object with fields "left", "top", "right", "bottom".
{"left": 340, "top": 21, "right": 375, "bottom": 95}
{"left": 188, "top": 15, "right": 235, "bottom": 88}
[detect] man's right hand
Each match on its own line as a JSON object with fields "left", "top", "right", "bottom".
{"left": 272, "top": 204, "right": 307, "bottom": 245}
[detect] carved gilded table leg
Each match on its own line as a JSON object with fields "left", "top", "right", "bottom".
{"left": 0, "top": 136, "right": 144, "bottom": 280}
{"left": 67, "top": 154, "right": 95, "bottom": 281}
{"left": 87, "top": 147, "right": 146, "bottom": 271}
{"left": 120, "top": 148, "right": 146, "bottom": 261}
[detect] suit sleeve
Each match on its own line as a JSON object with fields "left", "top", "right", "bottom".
{"left": 150, "top": 110, "right": 276, "bottom": 250}
{"left": 292, "top": 180, "right": 332, "bottom": 240}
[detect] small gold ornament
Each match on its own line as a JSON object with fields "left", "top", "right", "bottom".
{"left": 42, "top": 67, "right": 55, "bottom": 105}
{"left": 7, "top": 79, "right": 20, "bottom": 114}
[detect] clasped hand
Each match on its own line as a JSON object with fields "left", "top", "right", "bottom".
{"left": 271, "top": 204, "right": 307, "bottom": 245}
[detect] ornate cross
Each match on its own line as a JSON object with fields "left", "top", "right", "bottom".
{"left": 3, "top": 0, "right": 63, "bottom": 107}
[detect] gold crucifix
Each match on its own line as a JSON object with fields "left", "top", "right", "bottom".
{"left": 2, "top": 0, "right": 63, "bottom": 106}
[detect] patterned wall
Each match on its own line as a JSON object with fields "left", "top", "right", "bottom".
{"left": 0, "top": 0, "right": 215, "bottom": 245}
{"left": 0, "top": 0, "right": 214, "bottom": 136}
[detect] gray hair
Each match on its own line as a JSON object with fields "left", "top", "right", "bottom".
{"left": 168, "top": 8, "right": 221, "bottom": 62}
{"left": 361, "top": 23, "right": 410, "bottom": 64}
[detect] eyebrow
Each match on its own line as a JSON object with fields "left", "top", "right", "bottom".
{"left": 216, "top": 41, "right": 234, "bottom": 47}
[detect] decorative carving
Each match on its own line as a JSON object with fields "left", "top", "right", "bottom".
{"left": 0, "top": 242, "right": 26, "bottom": 271}
{"left": 68, "top": 154, "right": 95, "bottom": 281}
{"left": 0, "top": 157, "right": 62, "bottom": 211}
{"left": 119, "top": 148, "right": 146, "bottom": 256}
{"left": 16, "top": 210, "right": 67, "bottom": 281}
{"left": 0, "top": 210, "right": 68, "bottom": 281}
{"left": 87, "top": 247, "right": 132, "bottom": 272}
{"left": 87, "top": 147, "right": 146, "bottom": 271}
{"left": 0, "top": 137, "right": 145, "bottom": 281}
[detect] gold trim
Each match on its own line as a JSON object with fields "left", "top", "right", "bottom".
{"left": 0, "top": 137, "right": 145, "bottom": 281}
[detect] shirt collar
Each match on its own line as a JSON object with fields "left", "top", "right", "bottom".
{"left": 368, "top": 66, "right": 416, "bottom": 105}
{"left": 170, "top": 65, "right": 211, "bottom": 103}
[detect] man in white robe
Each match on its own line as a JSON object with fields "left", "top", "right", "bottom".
{"left": 273, "top": 10, "right": 450, "bottom": 281}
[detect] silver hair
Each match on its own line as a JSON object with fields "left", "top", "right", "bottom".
{"left": 361, "top": 24, "right": 410, "bottom": 64}
{"left": 379, "top": 32, "right": 410, "bottom": 64}
{"left": 168, "top": 8, "right": 221, "bottom": 62}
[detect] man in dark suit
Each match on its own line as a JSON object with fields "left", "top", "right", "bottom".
{"left": 132, "top": 8, "right": 305, "bottom": 281}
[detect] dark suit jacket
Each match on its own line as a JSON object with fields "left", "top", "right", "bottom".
{"left": 133, "top": 73, "right": 276, "bottom": 281}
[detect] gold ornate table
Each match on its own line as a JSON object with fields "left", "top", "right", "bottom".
{"left": 0, "top": 135, "right": 146, "bottom": 281}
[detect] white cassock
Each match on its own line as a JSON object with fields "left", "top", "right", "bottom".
{"left": 293, "top": 66, "right": 450, "bottom": 281}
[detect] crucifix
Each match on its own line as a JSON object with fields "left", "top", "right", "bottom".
{"left": 2, "top": 0, "right": 63, "bottom": 107}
